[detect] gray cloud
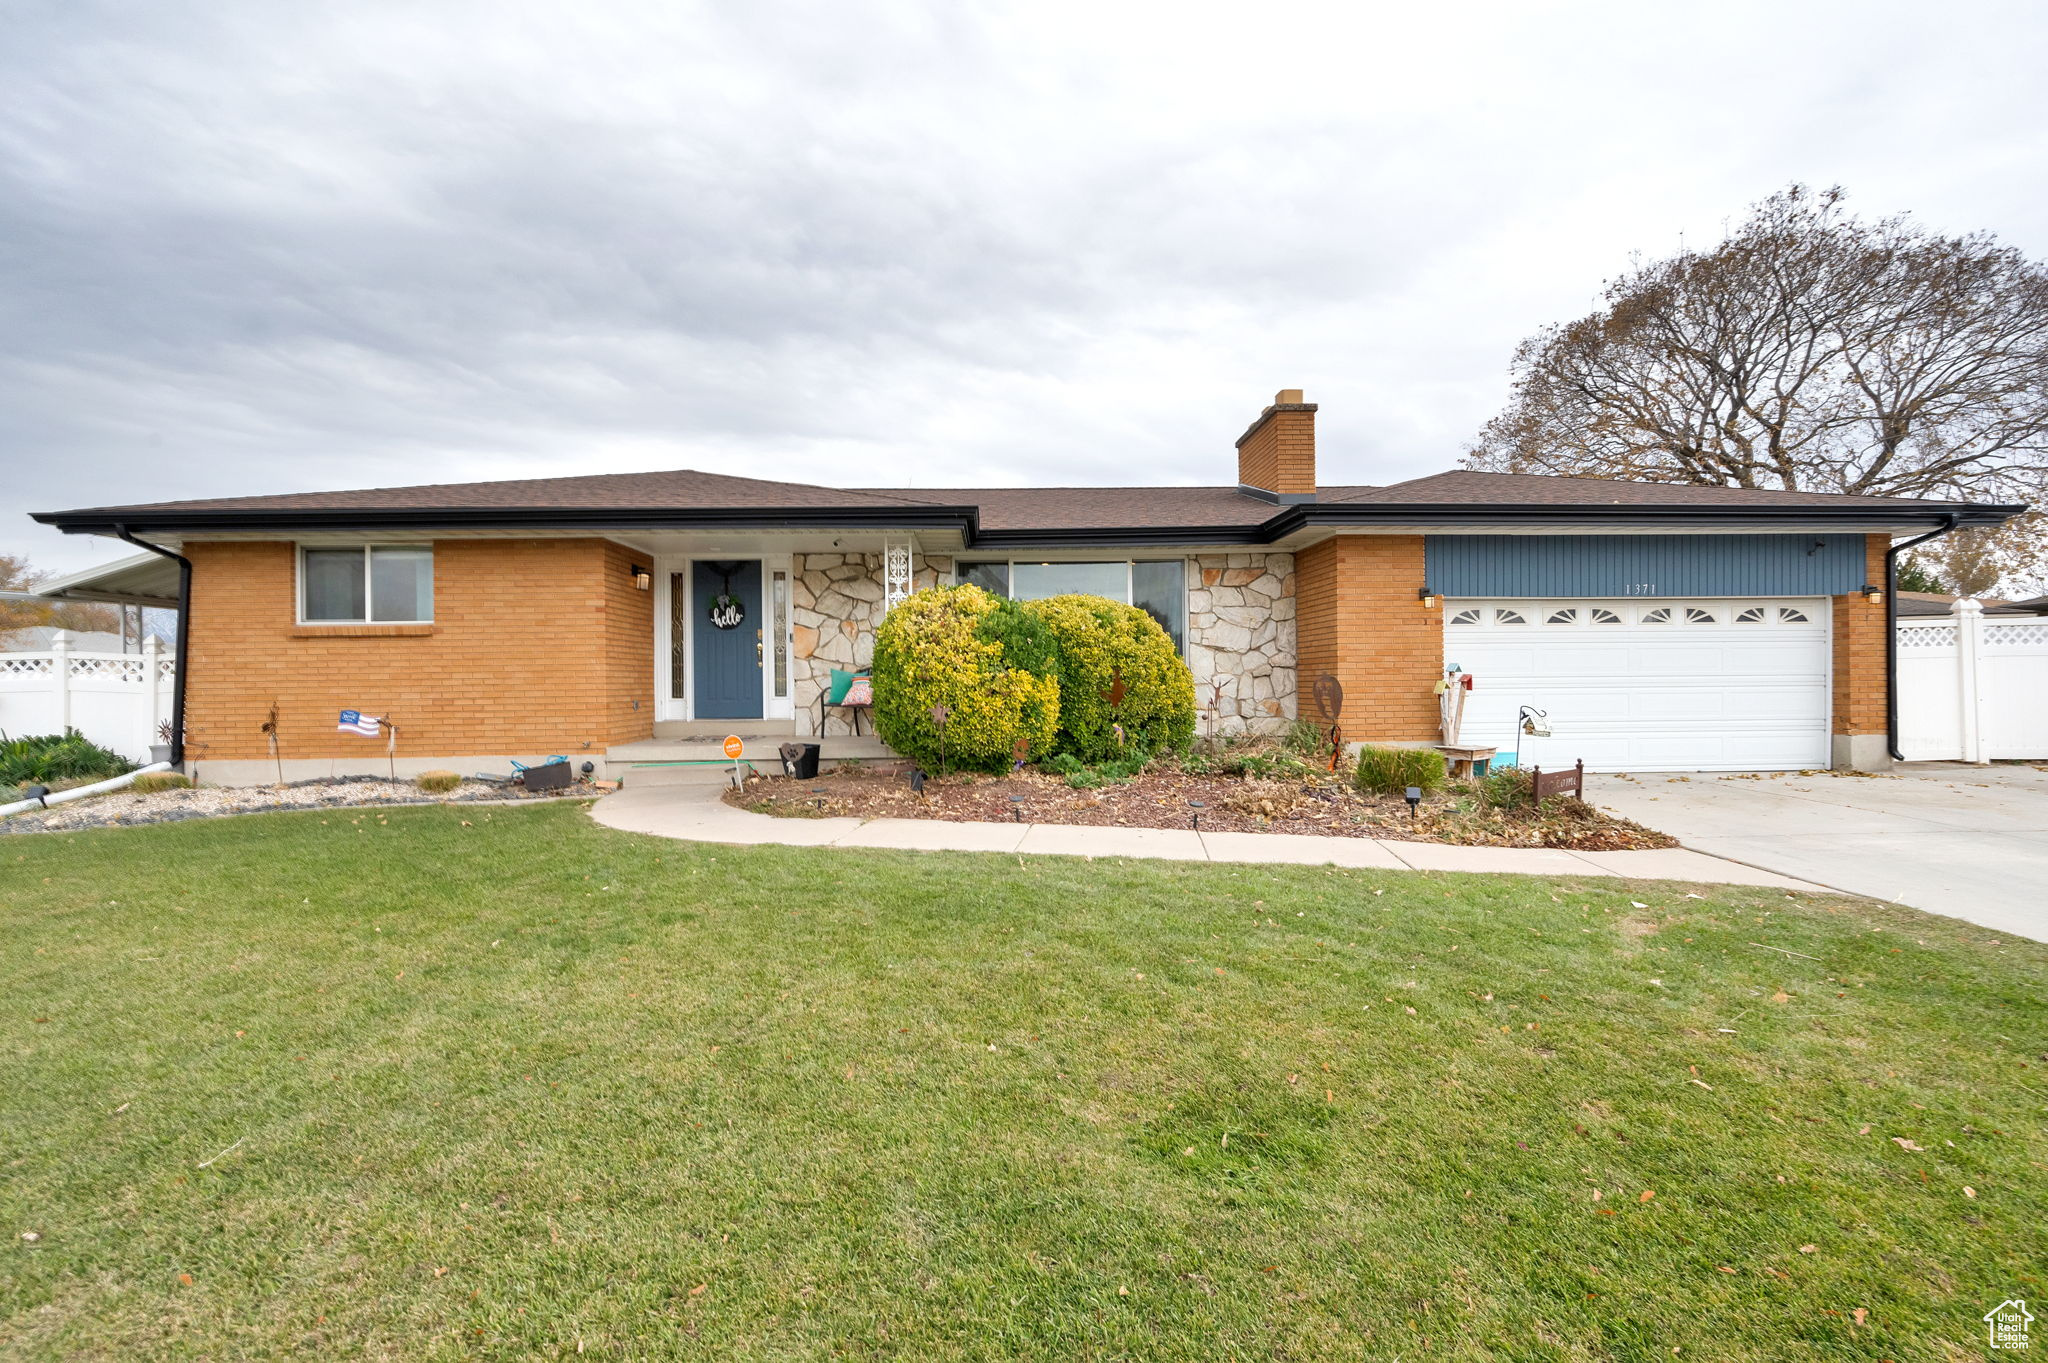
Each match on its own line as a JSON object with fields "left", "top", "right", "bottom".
{"left": 6, "top": 0, "right": 2047, "bottom": 571}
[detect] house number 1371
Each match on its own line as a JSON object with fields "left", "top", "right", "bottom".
{"left": 1624, "top": 583, "right": 1656, "bottom": 595}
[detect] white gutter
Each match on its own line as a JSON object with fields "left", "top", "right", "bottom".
{"left": 0, "top": 762, "right": 173, "bottom": 819}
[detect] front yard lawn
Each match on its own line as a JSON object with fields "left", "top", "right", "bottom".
{"left": 3, "top": 802, "right": 2042, "bottom": 1359}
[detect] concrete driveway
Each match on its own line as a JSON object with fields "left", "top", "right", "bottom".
{"left": 1589, "top": 763, "right": 2048, "bottom": 940}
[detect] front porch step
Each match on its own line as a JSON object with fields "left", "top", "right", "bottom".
{"left": 605, "top": 734, "right": 899, "bottom": 786}
{"left": 651, "top": 719, "right": 798, "bottom": 739}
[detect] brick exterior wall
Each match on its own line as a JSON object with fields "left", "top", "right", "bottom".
{"left": 1235, "top": 401, "right": 1317, "bottom": 496}
{"left": 1294, "top": 535, "right": 1441, "bottom": 744}
{"left": 1832, "top": 533, "right": 1890, "bottom": 740}
{"left": 182, "top": 538, "right": 653, "bottom": 764}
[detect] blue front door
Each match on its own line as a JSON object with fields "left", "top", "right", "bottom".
{"left": 692, "top": 560, "right": 763, "bottom": 719}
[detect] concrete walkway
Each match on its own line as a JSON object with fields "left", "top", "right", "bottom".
{"left": 1590, "top": 763, "right": 2048, "bottom": 939}
{"left": 589, "top": 784, "right": 1827, "bottom": 890}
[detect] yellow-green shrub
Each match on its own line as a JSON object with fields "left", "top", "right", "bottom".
{"left": 1023, "top": 594, "right": 1195, "bottom": 762}
{"left": 871, "top": 585, "right": 1060, "bottom": 772}
{"left": 130, "top": 772, "right": 193, "bottom": 793}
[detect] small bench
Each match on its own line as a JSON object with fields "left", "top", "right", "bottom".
{"left": 819, "top": 695, "right": 871, "bottom": 736}
{"left": 818, "top": 669, "right": 872, "bottom": 736}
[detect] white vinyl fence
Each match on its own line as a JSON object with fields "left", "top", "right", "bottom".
{"left": 1896, "top": 599, "right": 2048, "bottom": 762}
{"left": 0, "top": 634, "right": 176, "bottom": 763}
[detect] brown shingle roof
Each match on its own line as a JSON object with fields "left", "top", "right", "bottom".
{"left": 57, "top": 468, "right": 952, "bottom": 516}
{"left": 1331, "top": 470, "right": 1942, "bottom": 509}
{"left": 38, "top": 464, "right": 2015, "bottom": 537}
{"left": 856, "top": 486, "right": 1277, "bottom": 531}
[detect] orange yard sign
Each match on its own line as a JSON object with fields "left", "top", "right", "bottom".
{"left": 723, "top": 735, "right": 744, "bottom": 759}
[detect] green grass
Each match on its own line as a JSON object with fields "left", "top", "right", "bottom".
{"left": 2, "top": 803, "right": 2043, "bottom": 1360}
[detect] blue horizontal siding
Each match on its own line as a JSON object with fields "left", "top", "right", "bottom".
{"left": 1424, "top": 534, "right": 1867, "bottom": 598}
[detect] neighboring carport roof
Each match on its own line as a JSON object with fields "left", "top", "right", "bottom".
{"left": 1897, "top": 591, "right": 2048, "bottom": 617}
{"left": 26, "top": 551, "right": 183, "bottom": 609}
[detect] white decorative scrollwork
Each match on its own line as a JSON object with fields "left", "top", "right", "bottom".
{"left": 883, "top": 539, "right": 914, "bottom": 613}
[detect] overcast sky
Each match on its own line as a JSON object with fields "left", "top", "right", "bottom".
{"left": 7, "top": 0, "right": 2047, "bottom": 573}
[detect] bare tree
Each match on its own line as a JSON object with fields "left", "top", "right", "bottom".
{"left": 1, "top": 553, "right": 120, "bottom": 643}
{"left": 1467, "top": 187, "right": 2048, "bottom": 571}
{"left": 1904, "top": 512, "right": 2047, "bottom": 598}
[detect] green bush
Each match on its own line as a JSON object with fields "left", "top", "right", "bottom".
{"left": 1353, "top": 744, "right": 1446, "bottom": 797}
{"left": 130, "top": 772, "right": 193, "bottom": 793}
{"left": 0, "top": 730, "right": 132, "bottom": 793}
{"left": 1477, "top": 766, "right": 1533, "bottom": 810}
{"left": 415, "top": 770, "right": 463, "bottom": 794}
{"left": 1044, "top": 749, "right": 1150, "bottom": 789}
{"left": 1221, "top": 746, "right": 1319, "bottom": 780}
{"left": 1022, "top": 594, "right": 1195, "bottom": 763}
{"left": 871, "top": 586, "right": 1061, "bottom": 773}
{"left": 1283, "top": 719, "right": 1335, "bottom": 763}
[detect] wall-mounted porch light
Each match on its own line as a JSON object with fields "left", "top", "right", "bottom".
{"left": 630, "top": 564, "right": 652, "bottom": 591}
{"left": 1418, "top": 587, "right": 1438, "bottom": 609}
{"left": 1860, "top": 583, "right": 1883, "bottom": 604}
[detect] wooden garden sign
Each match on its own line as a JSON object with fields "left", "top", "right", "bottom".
{"left": 1529, "top": 760, "right": 1584, "bottom": 802}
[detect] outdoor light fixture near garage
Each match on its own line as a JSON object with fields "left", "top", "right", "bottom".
{"left": 630, "top": 564, "right": 652, "bottom": 591}
{"left": 1861, "top": 583, "right": 1884, "bottom": 604}
{"left": 1418, "top": 587, "right": 1438, "bottom": 609}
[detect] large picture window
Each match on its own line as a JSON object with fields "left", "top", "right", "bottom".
{"left": 958, "top": 559, "right": 1186, "bottom": 652}
{"left": 301, "top": 546, "right": 433, "bottom": 623}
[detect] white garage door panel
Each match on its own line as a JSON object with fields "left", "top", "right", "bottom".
{"left": 1446, "top": 599, "right": 1829, "bottom": 772}
{"left": 1536, "top": 649, "right": 1634, "bottom": 678}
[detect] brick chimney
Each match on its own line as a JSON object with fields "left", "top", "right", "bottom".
{"left": 1235, "top": 388, "right": 1317, "bottom": 503}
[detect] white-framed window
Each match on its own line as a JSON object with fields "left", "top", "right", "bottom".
{"left": 1642, "top": 606, "right": 1674, "bottom": 623}
{"left": 1736, "top": 606, "right": 1767, "bottom": 623}
{"left": 300, "top": 545, "right": 433, "bottom": 623}
{"left": 1778, "top": 606, "right": 1810, "bottom": 623}
{"left": 1589, "top": 608, "right": 1622, "bottom": 624}
{"left": 958, "top": 559, "right": 1187, "bottom": 652}
{"left": 1450, "top": 607, "right": 1483, "bottom": 625}
{"left": 1684, "top": 607, "right": 1717, "bottom": 624}
{"left": 1494, "top": 608, "right": 1528, "bottom": 625}
{"left": 1545, "top": 608, "right": 1579, "bottom": 625}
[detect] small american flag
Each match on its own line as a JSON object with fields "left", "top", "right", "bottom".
{"left": 337, "top": 709, "right": 381, "bottom": 737}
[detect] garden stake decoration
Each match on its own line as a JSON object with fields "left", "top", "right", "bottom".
{"left": 1012, "top": 736, "right": 1030, "bottom": 772}
{"left": 1102, "top": 668, "right": 1129, "bottom": 751}
{"left": 260, "top": 701, "right": 283, "bottom": 786}
{"left": 1207, "top": 680, "right": 1226, "bottom": 740}
{"left": 1101, "top": 667, "right": 1128, "bottom": 710}
{"left": 1311, "top": 674, "right": 1344, "bottom": 769}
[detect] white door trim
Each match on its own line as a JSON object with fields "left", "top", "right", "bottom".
{"left": 653, "top": 556, "right": 794, "bottom": 724}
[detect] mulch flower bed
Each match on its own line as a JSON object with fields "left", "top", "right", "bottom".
{"left": 727, "top": 765, "right": 1676, "bottom": 850}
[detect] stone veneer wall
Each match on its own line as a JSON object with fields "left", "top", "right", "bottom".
{"left": 791, "top": 552, "right": 953, "bottom": 735}
{"left": 1187, "top": 552, "right": 1296, "bottom": 735}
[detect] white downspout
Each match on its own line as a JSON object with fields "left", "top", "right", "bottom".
{"left": 0, "top": 762, "right": 173, "bottom": 820}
